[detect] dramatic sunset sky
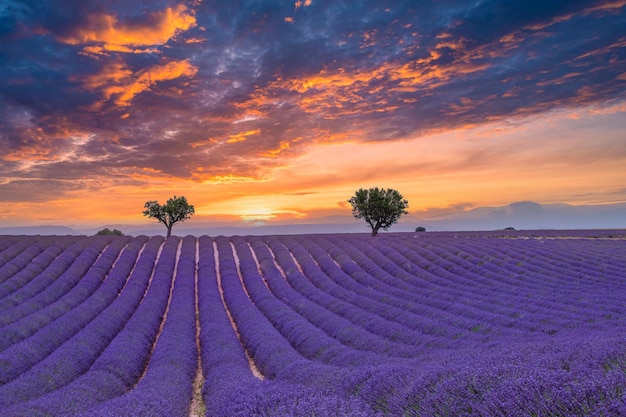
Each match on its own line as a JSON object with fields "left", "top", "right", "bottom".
{"left": 1, "top": 0, "right": 625, "bottom": 232}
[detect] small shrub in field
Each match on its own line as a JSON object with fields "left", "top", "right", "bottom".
{"left": 96, "top": 228, "right": 124, "bottom": 236}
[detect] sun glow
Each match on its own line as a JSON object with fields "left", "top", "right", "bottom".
{"left": 239, "top": 208, "right": 277, "bottom": 222}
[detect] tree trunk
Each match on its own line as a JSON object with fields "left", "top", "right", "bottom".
{"left": 371, "top": 227, "right": 379, "bottom": 237}
{"left": 166, "top": 224, "right": 173, "bottom": 238}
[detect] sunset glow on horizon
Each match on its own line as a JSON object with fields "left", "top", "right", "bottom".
{"left": 1, "top": 0, "right": 625, "bottom": 231}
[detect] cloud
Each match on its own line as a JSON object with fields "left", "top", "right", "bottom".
{"left": 294, "top": 1, "right": 313, "bottom": 10}
{"left": 584, "top": 0, "right": 626, "bottom": 14}
{"left": 57, "top": 4, "right": 196, "bottom": 55}
{"left": 0, "top": 177, "right": 112, "bottom": 202}
{"left": 1, "top": 0, "right": 625, "bottom": 220}
{"left": 80, "top": 59, "right": 198, "bottom": 108}
{"left": 227, "top": 128, "right": 261, "bottom": 144}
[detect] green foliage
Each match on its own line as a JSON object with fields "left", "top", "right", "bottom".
{"left": 143, "top": 195, "right": 195, "bottom": 237}
{"left": 95, "top": 228, "right": 124, "bottom": 236}
{"left": 415, "top": 226, "right": 426, "bottom": 232}
{"left": 348, "top": 187, "right": 409, "bottom": 236}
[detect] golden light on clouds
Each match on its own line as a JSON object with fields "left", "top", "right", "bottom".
{"left": 295, "top": 0, "right": 313, "bottom": 9}
{"left": 286, "top": 0, "right": 313, "bottom": 23}
{"left": 227, "top": 129, "right": 262, "bottom": 144}
{"left": 584, "top": 0, "right": 626, "bottom": 14}
{"left": 2, "top": 0, "right": 625, "bottom": 231}
{"left": 201, "top": 175, "right": 268, "bottom": 185}
{"left": 239, "top": 39, "right": 495, "bottom": 121}
{"left": 263, "top": 140, "right": 292, "bottom": 157}
{"left": 58, "top": 4, "right": 196, "bottom": 54}
{"left": 81, "top": 62, "right": 133, "bottom": 89}
{"left": 82, "top": 59, "right": 198, "bottom": 107}
{"left": 2, "top": 105, "right": 624, "bottom": 228}
{"left": 197, "top": 193, "right": 309, "bottom": 222}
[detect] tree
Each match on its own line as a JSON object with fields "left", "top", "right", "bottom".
{"left": 348, "top": 187, "right": 409, "bottom": 236}
{"left": 96, "top": 228, "right": 124, "bottom": 236}
{"left": 143, "top": 195, "right": 195, "bottom": 237}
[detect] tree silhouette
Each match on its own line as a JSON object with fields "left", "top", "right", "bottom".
{"left": 143, "top": 195, "right": 195, "bottom": 237}
{"left": 348, "top": 187, "right": 409, "bottom": 236}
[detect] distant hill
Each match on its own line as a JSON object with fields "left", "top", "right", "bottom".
{"left": 411, "top": 201, "right": 626, "bottom": 231}
{"left": 0, "top": 225, "right": 77, "bottom": 235}
{"left": 1, "top": 201, "right": 624, "bottom": 236}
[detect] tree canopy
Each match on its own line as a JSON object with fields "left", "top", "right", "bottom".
{"left": 348, "top": 187, "right": 409, "bottom": 236}
{"left": 143, "top": 195, "right": 195, "bottom": 237}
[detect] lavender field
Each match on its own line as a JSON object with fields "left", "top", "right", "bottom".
{"left": 0, "top": 231, "right": 625, "bottom": 416}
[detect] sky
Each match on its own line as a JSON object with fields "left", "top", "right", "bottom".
{"left": 1, "top": 0, "right": 625, "bottom": 232}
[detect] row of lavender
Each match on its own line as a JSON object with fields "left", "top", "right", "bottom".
{"left": 251, "top": 233, "right": 626, "bottom": 415}
{"left": 0, "top": 232, "right": 624, "bottom": 416}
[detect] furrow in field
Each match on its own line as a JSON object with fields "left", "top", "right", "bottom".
{"left": 292, "top": 235, "right": 495, "bottom": 336}
{"left": 190, "top": 238, "right": 205, "bottom": 417}
{"left": 5, "top": 235, "right": 169, "bottom": 415}
{"left": 419, "top": 237, "right": 625, "bottom": 327}
{"left": 0, "top": 236, "right": 118, "bottom": 330}
{"left": 0, "top": 240, "right": 46, "bottom": 285}
{"left": 0, "top": 232, "right": 624, "bottom": 417}
{"left": 213, "top": 235, "right": 311, "bottom": 378}
{"left": 213, "top": 239, "right": 264, "bottom": 379}
{"left": 285, "top": 234, "right": 472, "bottom": 338}
{"left": 260, "top": 236, "right": 445, "bottom": 349}
{"left": 231, "top": 236, "right": 392, "bottom": 366}
{"left": 0, "top": 237, "right": 129, "bottom": 357}
{"left": 340, "top": 235, "right": 568, "bottom": 334}
{"left": 77, "top": 236, "right": 197, "bottom": 417}
{"left": 0, "top": 236, "right": 147, "bottom": 405}
{"left": 248, "top": 235, "right": 433, "bottom": 356}
{"left": 0, "top": 237, "right": 79, "bottom": 302}
{"left": 367, "top": 236, "right": 568, "bottom": 333}
{"left": 0, "top": 236, "right": 23, "bottom": 256}
{"left": 134, "top": 237, "right": 182, "bottom": 384}
{"left": 0, "top": 237, "right": 39, "bottom": 273}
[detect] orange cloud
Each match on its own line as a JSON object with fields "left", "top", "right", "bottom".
{"left": 80, "top": 45, "right": 160, "bottom": 57}
{"left": 237, "top": 38, "right": 493, "bottom": 123}
{"left": 576, "top": 38, "right": 626, "bottom": 60}
{"left": 584, "top": 0, "right": 626, "bottom": 14}
{"left": 2, "top": 119, "right": 95, "bottom": 163}
{"left": 294, "top": 0, "right": 313, "bottom": 10}
{"left": 227, "top": 128, "right": 261, "bottom": 144}
{"left": 524, "top": 14, "right": 575, "bottom": 31}
{"left": 112, "top": 60, "right": 197, "bottom": 106}
{"left": 361, "top": 29, "right": 378, "bottom": 48}
{"left": 81, "top": 61, "right": 133, "bottom": 89}
{"left": 263, "top": 140, "right": 291, "bottom": 157}
{"left": 201, "top": 175, "right": 267, "bottom": 184}
{"left": 288, "top": 0, "right": 313, "bottom": 23}
{"left": 535, "top": 72, "right": 583, "bottom": 87}
{"left": 184, "top": 37, "right": 206, "bottom": 44}
{"left": 58, "top": 4, "right": 196, "bottom": 54}
{"left": 189, "top": 138, "right": 218, "bottom": 148}
{"left": 82, "top": 59, "right": 198, "bottom": 107}
{"left": 525, "top": 0, "right": 626, "bottom": 32}
{"left": 241, "top": 67, "right": 388, "bottom": 118}
{"left": 4, "top": 145, "right": 54, "bottom": 162}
